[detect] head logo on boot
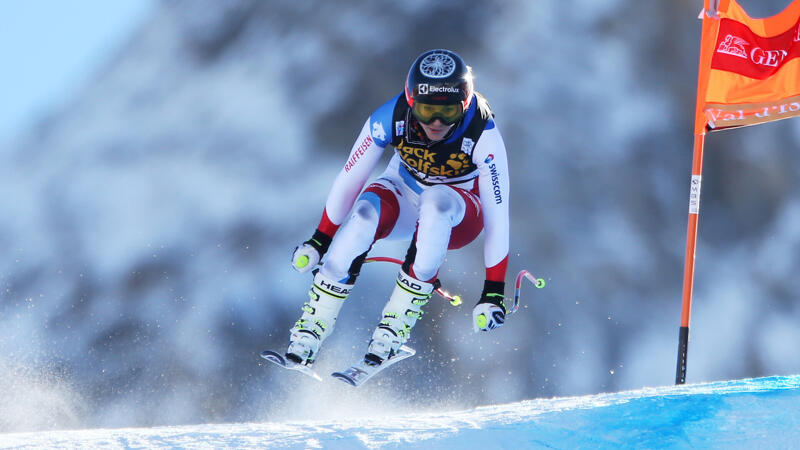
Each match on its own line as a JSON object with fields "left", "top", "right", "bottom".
{"left": 317, "top": 279, "right": 352, "bottom": 296}
{"left": 397, "top": 271, "right": 424, "bottom": 291}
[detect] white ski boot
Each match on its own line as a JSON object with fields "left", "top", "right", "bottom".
{"left": 366, "top": 269, "right": 434, "bottom": 364}
{"left": 287, "top": 271, "right": 352, "bottom": 365}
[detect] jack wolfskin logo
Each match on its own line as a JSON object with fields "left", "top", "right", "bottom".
{"left": 446, "top": 153, "right": 469, "bottom": 170}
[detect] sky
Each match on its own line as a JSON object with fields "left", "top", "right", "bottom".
{"left": 0, "top": 0, "right": 788, "bottom": 143}
{"left": 0, "top": 0, "right": 155, "bottom": 141}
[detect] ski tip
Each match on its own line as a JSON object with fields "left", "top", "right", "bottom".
{"left": 260, "top": 350, "right": 286, "bottom": 366}
{"left": 260, "top": 349, "right": 279, "bottom": 358}
{"left": 331, "top": 372, "right": 357, "bottom": 386}
{"left": 262, "top": 350, "right": 323, "bottom": 381}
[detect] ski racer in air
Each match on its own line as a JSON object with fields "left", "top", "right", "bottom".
{"left": 284, "top": 49, "right": 511, "bottom": 370}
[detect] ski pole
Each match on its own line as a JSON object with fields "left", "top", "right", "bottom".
{"left": 364, "top": 256, "right": 462, "bottom": 306}
{"left": 365, "top": 258, "right": 547, "bottom": 313}
{"left": 510, "top": 270, "right": 545, "bottom": 315}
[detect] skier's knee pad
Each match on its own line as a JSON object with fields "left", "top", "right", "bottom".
{"left": 352, "top": 199, "right": 379, "bottom": 225}
{"left": 419, "top": 185, "right": 463, "bottom": 223}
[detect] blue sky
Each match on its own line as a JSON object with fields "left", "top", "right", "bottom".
{"left": 0, "top": 0, "right": 787, "bottom": 143}
{"left": 0, "top": 0, "right": 155, "bottom": 140}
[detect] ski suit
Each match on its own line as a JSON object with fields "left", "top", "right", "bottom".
{"left": 314, "top": 91, "right": 510, "bottom": 285}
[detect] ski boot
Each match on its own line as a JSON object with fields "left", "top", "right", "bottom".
{"left": 365, "top": 269, "right": 433, "bottom": 365}
{"left": 286, "top": 271, "right": 352, "bottom": 365}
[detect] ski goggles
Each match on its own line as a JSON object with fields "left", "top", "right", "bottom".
{"left": 411, "top": 102, "right": 464, "bottom": 126}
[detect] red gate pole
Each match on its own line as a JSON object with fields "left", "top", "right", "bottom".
{"left": 676, "top": 133, "right": 706, "bottom": 385}
{"left": 675, "top": 0, "right": 719, "bottom": 385}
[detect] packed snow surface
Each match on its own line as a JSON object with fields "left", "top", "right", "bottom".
{"left": 2, "top": 375, "right": 798, "bottom": 449}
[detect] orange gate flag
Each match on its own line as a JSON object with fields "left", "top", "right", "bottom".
{"left": 696, "top": 0, "right": 800, "bottom": 133}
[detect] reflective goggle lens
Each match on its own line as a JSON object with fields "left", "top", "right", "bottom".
{"left": 411, "top": 103, "right": 463, "bottom": 125}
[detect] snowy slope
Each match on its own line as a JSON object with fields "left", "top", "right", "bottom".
{"left": 2, "top": 375, "right": 798, "bottom": 449}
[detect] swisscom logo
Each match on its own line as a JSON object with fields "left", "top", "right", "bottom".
{"left": 486, "top": 154, "right": 502, "bottom": 205}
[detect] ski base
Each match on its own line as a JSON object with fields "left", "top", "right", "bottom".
{"left": 331, "top": 345, "right": 415, "bottom": 387}
{"left": 260, "top": 350, "right": 322, "bottom": 382}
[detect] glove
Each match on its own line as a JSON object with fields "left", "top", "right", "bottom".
{"left": 472, "top": 280, "right": 506, "bottom": 332}
{"left": 291, "top": 229, "right": 332, "bottom": 273}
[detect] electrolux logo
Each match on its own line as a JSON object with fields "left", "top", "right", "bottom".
{"left": 417, "top": 84, "right": 460, "bottom": 95}
{"left": 428, "top": 85, "right": 459, "bottom": 93}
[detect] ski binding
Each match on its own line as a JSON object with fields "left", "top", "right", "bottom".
{"left": 260, "top": 350, "right": 322, "bottom": 382}
{"left": 331, "top": 345, "right": 415, "bottom": 387}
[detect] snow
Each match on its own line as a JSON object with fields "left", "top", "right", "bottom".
{"left": 1, "top": 375, "right": 798, "bottom": 448}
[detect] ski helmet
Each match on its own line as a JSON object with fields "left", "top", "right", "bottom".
{"left": 405, "top": 49, "right": 474, "bottom": 115}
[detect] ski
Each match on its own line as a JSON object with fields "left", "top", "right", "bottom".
{"left": 260, "top": 350, "right": 322, "bottom": 382}
{"left": 331, "top": 345, "right": 416, "bottom": 387}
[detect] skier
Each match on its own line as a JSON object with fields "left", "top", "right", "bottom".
{"left": 285, "top": 49, "right": 510, "bottom": 368}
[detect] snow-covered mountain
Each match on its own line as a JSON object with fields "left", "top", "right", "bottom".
{"left": 2, "top": 0, "right": 800, "bottom": 432}
{"left": 2, "top": 375, "right": 798, "bottom": 448}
